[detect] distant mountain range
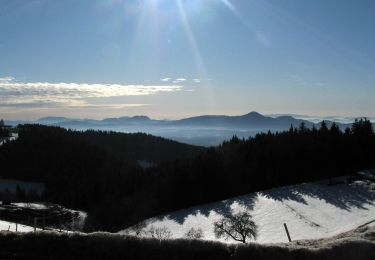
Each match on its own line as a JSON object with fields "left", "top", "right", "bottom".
{"left": 5, "top": 111, "right": 353, "bottom": 129}
{"left": 5, "top": 112, "right": 372, "bottom": 146}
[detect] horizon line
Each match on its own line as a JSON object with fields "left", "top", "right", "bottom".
{"left": 3, "top": 111, "right": 375, "bottom": 123}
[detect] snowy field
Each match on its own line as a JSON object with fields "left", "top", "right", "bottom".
{"left": 122, "top": 178, "right": 375, "bottom": 244}
{"left": 0, "top": 220, "right": 37, "bottom": 232}
{"left": 0, "top": 202, "right": 87, "bottom": 232}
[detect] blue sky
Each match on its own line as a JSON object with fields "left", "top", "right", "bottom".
{"left": 1, "top": 0, "right": 375, "bottom": 120}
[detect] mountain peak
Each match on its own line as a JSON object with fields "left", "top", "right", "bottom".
{"left": 131, "top": 116, "right": 151, "bottom": 121}
{"left": 243, "top": 111, "right": 264, "bottom": 118}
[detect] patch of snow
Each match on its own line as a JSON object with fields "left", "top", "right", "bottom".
{"left": 12, "top": 203, "right": 48, "bottom": 209}
{"left": 121, "top": 179, "right": 375, "bottom": 244}
{"left": 0, "top": 133, "right": 18, "bottom": 146}
{"left": 65, "top": 209, "right": 88, "bottom": 230}
{"left": 0, "top": 202, "right": 87, "bottom": 232}
{"left": 137, "top": 160, "right": 156, "bottom": 170}
{"left": 0, "top": 220, "right": 38, "bottom": 232}
{"left": 357, "top": 169, "right": 375, "bottom": 180}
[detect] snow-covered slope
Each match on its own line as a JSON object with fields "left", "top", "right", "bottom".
{"left": 121, "top": 178, "right": 375, "bottom": 244}
{"left": 0, "top": 220, "right": 37, "bottom": 232}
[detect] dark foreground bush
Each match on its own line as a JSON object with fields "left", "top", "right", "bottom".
{"left": 0, "top": 231, "right": 374, "bottom": 260}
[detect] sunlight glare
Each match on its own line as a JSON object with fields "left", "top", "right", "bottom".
{"left": 175, "top": 0, "right": 217, "bottom": 114}
{"left": 219, "top": 0, "right": 251, "bottom": 28}
{"left": 220, "top": 0, "right": 236, "bottom": 12}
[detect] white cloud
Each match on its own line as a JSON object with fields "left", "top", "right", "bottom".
{"left": 172, "top": 78, "right": 187, "bottom": 83}
{"left": 0, "top": 76, "right": 14, "bottom": 82}
{"left": 161, "top": 78, "right": 171, "bottom": 82}
{"left": 175, "top": 78, "right": 186, "bottom": 82}
{"left": 0, "top": 77, "right": 183, "bottom": 108}
{"left": 193, "top": 79, "right": 201, "bottom": 83}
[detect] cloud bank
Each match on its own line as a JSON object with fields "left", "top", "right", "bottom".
{"left": 0, "top": 77, "right": 183, "bottom": 108}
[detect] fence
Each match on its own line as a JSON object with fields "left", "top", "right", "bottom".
{"left": 0, "top": 204, "right": 84, "bottom": 233}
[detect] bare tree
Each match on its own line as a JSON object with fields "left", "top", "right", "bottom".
{"left": 213, "top": 211, "right": 257, "bottom": 243}
{"left": 147, "top": 226, "right": 172, "bottom": 240}
{"left": 185, "top": 227, "right": 204, "bottom": 239}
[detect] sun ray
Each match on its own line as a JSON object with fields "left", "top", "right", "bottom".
{"left": 175, "top": 0, "right": 217, "bottom": 113}
{"left": 219, "top": 0, "right": 253, "bottom": 29}
{"left": 175, "top": 0, "right": 206, "bottom": 77}
{"left": 220, "top": 0, "right": 236, "bottom": 12}
{"left": 124, "top": 0, "right": 162, "bottom": 78}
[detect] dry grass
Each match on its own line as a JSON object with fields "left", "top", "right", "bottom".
{"left": 0, "top": 224, "right": 374, "bottom": 260}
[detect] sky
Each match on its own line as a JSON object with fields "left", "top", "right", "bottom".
{"left": 1, "top": 0, "right": 375, "bottom": 120}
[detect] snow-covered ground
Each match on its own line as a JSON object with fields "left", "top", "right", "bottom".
{"left": 0, "top": 202, "right": 87, "bottom": 232}
{"left": 0, "top": 220, "right": 37, "bottom": 232}
{"left": 121, "top": 178, "right": 375, "bottom": 244}
{"left": 12, "top": 202, "right": 48, "bottom": 209}
{"left": 0, "top": 133, "right": 18, "bottom": 146}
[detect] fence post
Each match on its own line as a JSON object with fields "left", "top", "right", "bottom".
{"left": 16, "top": 223, "right": 18, "bottom": 232}
{"left": 43, "top": 214, "right": 46, "bottom": 230}
{"left": 284, "top": 223, "right": 292, "bottom": 242}
{"left": 34, "top": 217, "right": 37, "bottom": 232}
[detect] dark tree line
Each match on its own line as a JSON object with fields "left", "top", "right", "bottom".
{"left": 0, "top": 119, "right": 10, "bottom": 138}
{"left": 0, "top": 119, "right": 374, "bottom": 231}
{"left": 136, "top": 119, "right": 375, "bottom": 220}
{"left": 0, "top": 124, "right": 203, "bottom": 229}
{"left": 73, "top": 129, "right": 204, "bottom": 164}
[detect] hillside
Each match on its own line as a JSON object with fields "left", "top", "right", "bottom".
{"left": 11, "top": 124, "right": 204, "bottom": 164}
{"left": 0, "top": 125, "right": 204, "bottom": 228}
{"left": 0, "top": 120, "right": 373, "bottom": 233}
{"left": 122, "top": 178, "right": 375, "bottom": 244}
{"left": 0, "top": 220, "right": 35, "bottom": 232}
{"left": 1, "top": 222, "right": 375, "bottom": 259}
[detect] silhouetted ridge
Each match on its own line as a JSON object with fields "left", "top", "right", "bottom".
{"left": 242, "top": 111, "right": 265, "bottom": 119}
{"left": 131, "top": 116, "right": 151, "bottom": 121}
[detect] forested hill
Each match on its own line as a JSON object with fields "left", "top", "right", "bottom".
{"left": 11, "top": 124, "right": 204, "bottom": 164}
{"left": 146, "top": 120, "right": 375, "bottom": 216}
{"left": 0, "top": 120, "right": 374, "bottom": 232}
{"left": 0, "top": 124, "right": 203, "bottom": 210}
{"left": 92, "top": 119, "right": 374, "bottom": 230}
{"left": 65, "top": 127, "right": 204, "bottom": 164}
